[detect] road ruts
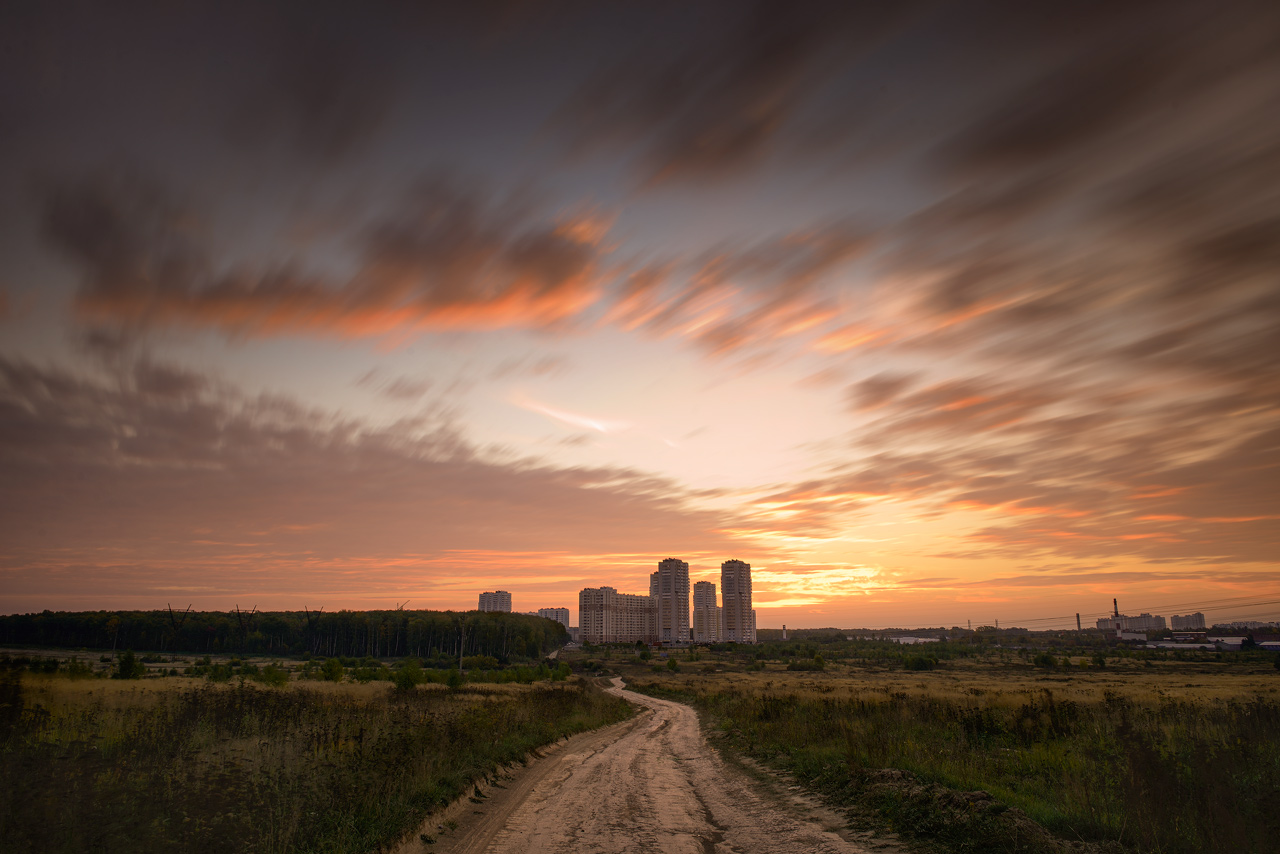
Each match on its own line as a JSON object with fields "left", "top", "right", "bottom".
{"left": 453, "top": 677, "right": 872, "bottom": 854}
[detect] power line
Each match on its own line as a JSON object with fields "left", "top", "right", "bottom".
{"left": 989, "top": 598, "right": 1280, "bottom": 631}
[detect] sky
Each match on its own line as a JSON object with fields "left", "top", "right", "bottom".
{"left": 2, "top": 0, "right": 1278, "bottom": 629}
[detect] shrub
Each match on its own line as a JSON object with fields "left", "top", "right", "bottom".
{"left": 392, "top": 660, "right": 424, "bottom": 692}
{"left": 252, "top": 664, "right": 290, "bottom": 687}
{"left": 902, "top": 654, "right": 936, "bottom": 671}
{"left": 320, "top": 658, "right": 344, "bottom": 682}
{"left": 206, "top": 663, "right": 234, "bottom": 683}
{"left": 113, "top": 650, "right": 147, "bottom": 680}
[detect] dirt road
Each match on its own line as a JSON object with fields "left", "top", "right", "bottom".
{"left": 423, "top": 677, "right": 875, "bottom": 854}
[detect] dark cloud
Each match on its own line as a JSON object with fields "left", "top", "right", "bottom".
{"left": 555, "top": 1, "right": 919, "bottom": 184}
{"left": 227, "top": 14, "right": 399, "bottom": 162}
{"left": 0, "top": 356, "right": 738, "bottom": 603}
{"left": 849, "top": 373, "right": 916, "bottom": 411}
{"left": 39, "top": 169, "right": 614, "bottom": 337}
{"left": 607, "top": 221, "right": 868, "bottom": 355}
{"left": 133, "top": 359, "right": 208, "bottom": 399}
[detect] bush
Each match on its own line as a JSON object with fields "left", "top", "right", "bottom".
{"left": 113, "top": 650, "right": 147, "bottom": 680}
{"left": 392, "top": 660, "right": 425, "bottom": 692}
{"left": 902, "top": 654, "right": 936, "bottom": 671}
{"left": 1033, "top": 652, "right": 1057, "bottom": 669}
{"left": 206, "top": 663, "right": 234, "bottom": 683}
{"left": 320, "top": 658, "right": 344, "bottom": 682}
{"left": 252, "top": 664, "right": 290, "bottom": 687}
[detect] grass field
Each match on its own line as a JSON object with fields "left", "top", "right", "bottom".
{"left": 0, "top": 666, "right": 631, "bottom": 854}
{"left": 609, "top": 649, "right": 1280, "bottom": 854}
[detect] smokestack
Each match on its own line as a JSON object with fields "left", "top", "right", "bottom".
{"left": 1076, "top": 613, "right": 1081, "bottom": 632}
{"left": 1113, "top": 598, "right": 1119, "bottom": 618}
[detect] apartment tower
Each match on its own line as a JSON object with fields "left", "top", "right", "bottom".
{"left": 477, "top": 591, "right": 512, "bottom": 612}
{"left": 691, "top": 580, "right": 722, "bottom": 643}
{"left": 537, "top": 607, "right": 571, "bottom": 630}
{"left": 721, "top": 559, "right": 756, "bottom": 643}
{"left": 652, "top": 558, "right": 690, "bottom": 644}
{"left": 578, "top": 586, "right": 656, "bottom": 644}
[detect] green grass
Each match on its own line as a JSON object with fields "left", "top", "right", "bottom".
{"left": 0, "top": 669, "right": 631, "bottom": 853}
{"left": 629, "top": 677, "right": 1280, "bottom": 853}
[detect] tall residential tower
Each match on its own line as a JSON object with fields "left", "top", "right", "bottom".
{"left": 721, "top": 559, "right": 756, "bottom": 643}
{"left": 652, "top": 558, "right": 690, "bottom": 644}
{"left": 692, "top": 580, "right": 721, "bottom": 643}
{"left": 478, "top": 591, "right": 512, "bottom": 612}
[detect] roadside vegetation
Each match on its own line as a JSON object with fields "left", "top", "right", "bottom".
{"left": 0, "top": 658, "right": 629, "bottom": 854}
{"left": 581, "top": 635, "right": 1279, "bottom": 854}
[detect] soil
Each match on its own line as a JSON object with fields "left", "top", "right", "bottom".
{"left": 398, "top": 677, "right": 887, "bottom": 854}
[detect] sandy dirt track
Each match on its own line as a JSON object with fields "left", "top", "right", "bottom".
{"left": 416, "top": 677, "right": 875, "bottom": 854}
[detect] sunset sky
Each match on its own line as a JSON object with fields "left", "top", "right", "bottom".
{"left": 2, "top": 1, "right": 1278, "bottom": 629}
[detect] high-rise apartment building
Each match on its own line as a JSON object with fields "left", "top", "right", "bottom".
{"left": 721, "top": 559, "right": 756, "bottom": 643}
{"left": 478, "top": 591, "right": 512, "bottom": 612}
{"left": 1171, "top": 612, "right": 1206, "bottom": 630}
{"left": 1097, "top": 612, "right": 1166, "bottom": 632}
{"left": 653, "top": 558, "right": 690, "bottom": 644}
{"left": 692, "top": 580, "right": 721, "bottom": 643}
{"left": 578, "top": 586, "right": 656, "bottom": 644}
{"left": 537, "top": 607, "right": 571, "bottom": 630}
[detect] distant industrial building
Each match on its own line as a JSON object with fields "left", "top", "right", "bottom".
{"left": 478, "top": 591, "right": 512, "bottom": 612}
{"left": 537, "top": 607, "right": 571, "bottom": 630}
{"left": 579, "top": 586, "right": 656, "bottom": 644}
{"left": 692, "top": 581, "right": 722, "bottom": 643}
{"left": 1170, "top": 612, "right": 1206, "bottom": 630}
{"left": 721, "top": 559, "right": 756, "bottom": 644}
{"left": 652, "top": 558, "right": 691, "bottom": 644}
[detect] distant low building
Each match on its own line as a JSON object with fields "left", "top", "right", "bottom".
{"left": 478, "top": 591, "right": 512, "bottom": 612}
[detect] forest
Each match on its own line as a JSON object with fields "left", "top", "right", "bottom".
{"left": 0, "top": 607, "right": 567, "bottom": 661}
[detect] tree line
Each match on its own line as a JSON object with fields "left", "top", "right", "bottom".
{"left": 0, "top": 607, "right": 568, "bottom": 661}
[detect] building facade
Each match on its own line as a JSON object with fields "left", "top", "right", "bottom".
{"left": 691, "top": 580, "right": 721, "bottom": 643}
{"left": 578, "top": 586, "right": 656, "bottom": 644}
{"left": 1171, "top": 612, "right": 1206, "bottom": 630}
{"left": 537, "top": 607, "right": 571, "bottom": 630}
{"left": 721, "top": 559, "right": 756, "bottom": 643}
{"left": 1097, "top": 612, "right": 1167, "bottom": 632}
{"left": 478, "top": 591, "right": 512, "bottom": 612}
{"left": 653, "top": 558, "right": 690, "bottom": 644}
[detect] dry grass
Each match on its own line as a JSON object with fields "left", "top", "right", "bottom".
{"left": 0, "top": 668, "right": 632, "bottom": 854}
{"left": 616, "top": 650, "right": 1280, "bottom": 854}
{"left": 630, "top": 656, "right": 1278, "bottom": 706}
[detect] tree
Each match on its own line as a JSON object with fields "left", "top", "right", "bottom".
{"left": 113, "top": 649, "right": 146, "bottom": 680}
{"left": 320, "top": 658, "right": 344, "bottom": 682}
{"left": 392, "top": 660, "right": 424, "bottom": 692}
